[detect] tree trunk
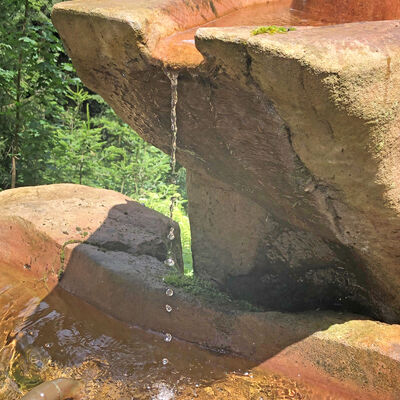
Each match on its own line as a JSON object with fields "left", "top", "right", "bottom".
{"left": 11, "top": 0, "right": 29, "bottom": 188}
{"left": 79, "top": 155, "right": 83, "bottom": 185}
{"left": 11, "top": 155, "right": 17, "bottom": 189}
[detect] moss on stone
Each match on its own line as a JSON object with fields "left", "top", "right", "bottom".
{"left": 164, "top": 271, "right": 261, "bottom": 311}
{"left": 251, "top": 26, "right": 296, "bottom": 36}
{"left": 59, "top": 239, "right": 82, "bottom": 281}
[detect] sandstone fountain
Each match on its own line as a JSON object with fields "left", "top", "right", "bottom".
{"left": 52, "top": 0, "right": 400, "bottom": 323}
{"left": 5, "top": 0, "right": 400, "bottom": 397}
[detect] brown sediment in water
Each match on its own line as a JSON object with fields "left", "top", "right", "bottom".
{"left": 153, "top": 0, "right": 400, "bottom": 66}
{"left": 0, "top": 266, "right": 389, "bottom": 400}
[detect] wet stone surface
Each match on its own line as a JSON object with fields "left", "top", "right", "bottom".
{"left": 0, "top": 267, "right": 353, "bottom": 400}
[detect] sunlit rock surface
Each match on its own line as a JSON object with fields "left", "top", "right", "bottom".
{"left": 0, "top": 184, "right": 183, "bottom": 290}
{"left": 52, "top": 0, "right": 400, "bottom": 322}
{"left": 1, "top": 184, "right": 400, "bottom": 397}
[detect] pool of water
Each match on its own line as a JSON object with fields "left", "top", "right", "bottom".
{"left": 153, "top": 0, "right": 394, "bottom": 65}
{"left": 0, "top": 266, "right": 360, "bottom": 399}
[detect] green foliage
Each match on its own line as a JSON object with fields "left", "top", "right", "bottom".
{"left": 139, "top": 191, "right": 192, "bottom": 271}
{"left": 0, "top": 0, "right": 78, "bottom": 188}
{"left": 44, "top": 86, "right": 104, "bottom": 184}
{"left": 164, "top": 272, "right": 261, "bottom": 311}
{"left": 0, "top": 0, "right": 193, "bottom": 271}
{"left": 251, "top": 26, "right": 296, "bottom": 36}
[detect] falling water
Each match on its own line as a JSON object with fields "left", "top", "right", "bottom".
{"left": 161, "top": 70, "right": 180, "bottom": 366}
{"left": 164, "top": 333, "right": 172, "bottom": 343}
{"left": 164, "top": 70, "right": 179, "bottom": 270}
{"left": 166, "top": 71, "right": 179, "bottom": 184}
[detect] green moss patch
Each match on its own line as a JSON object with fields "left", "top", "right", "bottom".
{"left": 251, "top": 26, "right": 296, "bottom": 36}
{"left": 164, "top": 272, "right": 261, "bottom": 311}
{"left": 59, "top": 239, "right": 82, "bottom": 280}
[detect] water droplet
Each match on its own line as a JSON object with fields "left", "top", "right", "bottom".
{"left": 166, "top": 288, "right": 174, "bottom": 297}
{"left": 244, "top": 371, "right": 249, "bottom": 376}
{"left": 164, "top": 258, "right": 175, "bottom": 267}
{"left": 165, "top": 333, "right": 172, "bottom": 342}
{"left": 162, "top": 358, "right": 169, "bottom": 365}
{"left": 165, "top": 304, "right": 172, "bottom": 313}
{"left": 167, "top": 228, "right": 175, "bottom": 241}
{"left": 44, "top": 343, "right": 53, "bottom": 349}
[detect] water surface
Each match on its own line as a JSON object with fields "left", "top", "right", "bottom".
{"left": 0, "top": 266, "right": 363, "bottom": 399}
{"left": 154, "top": 0, "right": 393, "bottom": 65}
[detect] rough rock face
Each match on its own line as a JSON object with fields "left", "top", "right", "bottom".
{"left": 187, "top": 170, "right": 359, "bottom": 313}
{"left": 2, "top": 186, "right": 400, "bottom": 398}
{"left": 0, "top": 184, "right": 183, "bottom": 289}
{"left": 52, "top": 0, "right": 400, "bottom": 322}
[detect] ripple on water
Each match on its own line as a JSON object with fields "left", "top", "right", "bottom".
{"left": 0, "top": 266, "right": 356, "bottom": 400}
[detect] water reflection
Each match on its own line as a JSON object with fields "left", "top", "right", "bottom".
{"left": 0, "top": 268, "right": 363, "bottom": 399}
{"left": 0, "top": 268, "right": 252, "bottom": 398}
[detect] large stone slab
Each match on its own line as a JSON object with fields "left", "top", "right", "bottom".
{"left": 1, "top": 184, "right": 400, "bottom": 398}
{"left": 59, "top": 242, "right": 400, "bottom": 399}
{"left": 0, "top": 184, "right": 183, "bottom": 287}
{"left": 52, "top": 0, "right": 400, "bottom": 322}
{"left": 194, "top": 22, "right": 400, "bottom": 321}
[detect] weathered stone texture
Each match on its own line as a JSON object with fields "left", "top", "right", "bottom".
{"left": 0, "top": 184, "right": 183, "bottom": 288}
{"left": 52, "top": 0, "right": 400, "bottom": 322}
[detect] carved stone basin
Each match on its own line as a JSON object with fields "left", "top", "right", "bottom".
{"left": 52, "top": 0, "right": 400, "bottom": 323}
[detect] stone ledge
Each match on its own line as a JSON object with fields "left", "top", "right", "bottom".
{"left": 61, "top": 243, "right": 400, "bottom": 399}
{"left": 1, "top": 184, "right": 399, "bottom": 397}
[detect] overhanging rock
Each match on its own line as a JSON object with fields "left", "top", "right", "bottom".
{"left": 52, "top": 0, "right": 400, "bottom": 322}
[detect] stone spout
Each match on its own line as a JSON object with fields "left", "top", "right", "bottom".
{"left": 52, "top": 0, "right": 400, "bottom": 322}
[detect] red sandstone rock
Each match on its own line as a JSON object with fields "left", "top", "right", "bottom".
{"left": 52, "top": 0, "right": 400, "bottom": 323}
{"left": 1, "top": 184, "right": 400, "bottom": 398}
{"left": 0, "top": 184, "right": 183, "bottom": 289}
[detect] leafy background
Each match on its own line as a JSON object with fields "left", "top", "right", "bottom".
{"left": 0, "top": 0, "right": 192, "bottom": 272}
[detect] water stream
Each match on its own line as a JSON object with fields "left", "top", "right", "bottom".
{"left": 160, "top": 69, "right": 180, "bottom": 367}
{"left": 164, "top": 69, "right": 179, "bottom": 269}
